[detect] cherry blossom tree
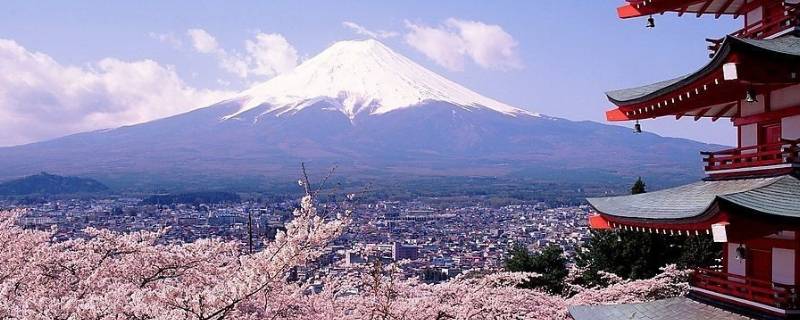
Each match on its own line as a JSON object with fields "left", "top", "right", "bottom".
{"left": 294, "top": 261, "right": 687, "bottom": 320}
{"left": 0, "top": 190, "right": 351, "bottom": 320}
{"left": 0, "top": 187, "right": 688, "bottom": 320}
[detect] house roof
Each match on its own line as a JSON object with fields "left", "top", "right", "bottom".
{"left": 587, "top": 175, "right": 800, "bottom": 221}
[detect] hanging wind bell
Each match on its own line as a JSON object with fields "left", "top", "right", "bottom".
{"left": 646, "top": 15, "right": 655, "bottom": 28}
{"left": 735, "top": 244, "right": 747, "bottom": 260}
{"left": 633, "top": 120, "right": 642, "bottom": 133}
{"left": 745, "top": 87, "right": 758, "bottom": 103}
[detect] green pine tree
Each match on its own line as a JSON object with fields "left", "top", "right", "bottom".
{"left": 631, "top": 177, "right": 646, "bottom": 194}
{"left": 505, "top": 245, "right": 568, "bottom": 294}
{"left": 575, "top": 177, "right": 720, "bottom": 288}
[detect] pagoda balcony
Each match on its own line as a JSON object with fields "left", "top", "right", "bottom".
{"left": 690, "top": 268, "right": 799, "bottom": 314}
{"left": 733, "top": 7, "right": 799, "bottom": 40}
{"left": 706, "top": 5, "right": 799, "bottom": 56}
{"left": 701, "top": 139, "right": 800, "bottom": 177}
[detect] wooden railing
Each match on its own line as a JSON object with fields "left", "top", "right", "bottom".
{"left": 702, "top": 139, "right": 800, "bottom": 172}
{"left": 707, "top": 5, "right": 799, "bottom": 57}
{"left": 691, "top": 268, "right": 799, "bottom": 309}
{"left": 732, "top": 7, "right": 799, "bottom": 40}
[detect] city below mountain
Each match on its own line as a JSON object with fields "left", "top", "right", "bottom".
{"left": 141, "top": 191, "right": 241, "bottom": 205}
{"left": 0, "top": 39, "right": 719, "bottom": 190}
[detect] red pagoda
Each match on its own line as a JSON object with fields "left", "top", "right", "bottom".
{"left": 571, "top": 1, "right": 800, "bottom": 319}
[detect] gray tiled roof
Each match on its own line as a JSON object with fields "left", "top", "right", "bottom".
{"left": 721, "top": 174, "right": 800, "bottom": 218}
{"left": 737, "top": 34, "right": 800, "bottom": 56}
{"left": 606, "top": 75, "right": 689, "bottom": 104}
{"left": 587, "top": 175, "right": 800, "bottom": 220}
{"left": 606, "top": 34, "right": 800, "bottom": 105}
{"left": 569, "top": 297, "right": 752, "bottom": 320}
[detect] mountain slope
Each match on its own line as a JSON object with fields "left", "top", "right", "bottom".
{"left": 0, "top": 172, "right": 109, "bottom": 195}
{"left": 0, "top": 39, "right": 718, "bottom": 189}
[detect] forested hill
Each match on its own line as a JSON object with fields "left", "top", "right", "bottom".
{"left": 0, "top": 172, "right": 109, "bottom": 195}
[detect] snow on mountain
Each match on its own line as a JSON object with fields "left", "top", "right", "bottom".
{"left": 0, "top": 39, "right": 715, "bottom": 188}
{"left": 225, "top": 39, "right": 538, "bottom": 120}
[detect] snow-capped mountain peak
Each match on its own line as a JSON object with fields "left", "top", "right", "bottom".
{"left": 225, "top": 39, "right": 538, "bottom": 120}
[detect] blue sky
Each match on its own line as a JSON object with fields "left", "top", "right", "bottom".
{"left": 0, "top": 1, "right": 740, "bottom": 146}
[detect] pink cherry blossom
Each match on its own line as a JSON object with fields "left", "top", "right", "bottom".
{"left": 0, "top": 197, "right": 688, "bottom": 320}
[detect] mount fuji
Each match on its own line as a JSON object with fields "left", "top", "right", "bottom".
{"left": 0, "top": 39, "right": 717, "bottom": 189}
{"left": 226, "top": 39, "right": 534, "bottom": 120}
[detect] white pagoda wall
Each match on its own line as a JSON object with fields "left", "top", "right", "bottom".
{"left": 728, "top": 242, "right": 746, "bottom": 277}
{"left": 740, "top": 124, "right": 758, "bottom": 148}
{"left": 783, "top": 115, "right": 800, "bottom": 140}
{"left": 772, "top": 248, "right": 795, "bottom": 285}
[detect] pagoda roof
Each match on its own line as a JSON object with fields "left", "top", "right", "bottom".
{"left": 587, "top": 174, "right": 800, "bottom": 221}
{"left": 569, "top": 296, "right": 750, "bottom": 320}
{"left": 605, "top": 34, "right": 800, "bottom": 121}
{"left": 618, "top": 0, "right": 752, "bottom": 19}
{"left": 606, "top": 75, "right": 689, "bottom": 105}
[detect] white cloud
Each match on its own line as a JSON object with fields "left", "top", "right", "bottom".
{"left": 187, "top": 28, "right": 220, "bottom": 54}
{"left": 404, "top": 21, "right": 466, "bottom": 71}
{"left": 342, "top": 21, "right": 398, "bottom": 39}
{"left": 245, "top": 33, "right": 299, "bottom": 77}
{"left": 219, "top": 53, "right": 250, "bottom": 78}
{"left": 445, "top": 19, "right": 522, "bottom": 70}
{"left": 0, "top": 39, "right": 233, "bottom": 147}
{"left": 404, "top": 18, "right": 522, "bottom": 71}
{"left": 185, "top": 29, "right": 298, "bottom": 80}
{"left": 148, "top": 32, "right": 183, "bottom": 48}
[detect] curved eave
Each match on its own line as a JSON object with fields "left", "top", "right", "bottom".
{"left": 606, "top": 36, "right": 736, "bottom": 106}
{"left": 605, "top": 108, "right": 630, "bottom": 121}
{"left": 618, "top": 0, "right": 749, "bottom": 19}
{"left": 587, "top": 195, "right": 722, "bottom": 227}
{"left": 586, "top": 175, "right": 800, "bottom": 229}
{"left": 604, "top": 34, "right": 800, "bottom": 121}
{"left": 588, "top": 203, "right": 725, "bottom": 231}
